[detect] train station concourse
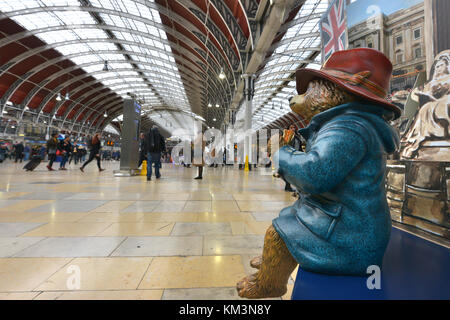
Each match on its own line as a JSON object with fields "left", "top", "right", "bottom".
{"left": 0, "top": 0, "right": 449, "bottom": 303}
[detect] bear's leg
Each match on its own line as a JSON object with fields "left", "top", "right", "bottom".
{"left": 237, "top": 225, "right": 298, "bottom": 299}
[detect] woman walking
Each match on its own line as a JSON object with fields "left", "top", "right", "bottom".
{"left": 79, "top": 133, "right": 105, "bottom": 172}
{"left": 58, "top": 136, "right": 72, "bottom": 170}
{"left": 46, "top": 133, "right": 59, "bottom": 171}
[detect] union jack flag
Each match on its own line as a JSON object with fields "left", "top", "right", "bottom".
{"left": 320, "top": 0, "right": 347, "bottom": 62}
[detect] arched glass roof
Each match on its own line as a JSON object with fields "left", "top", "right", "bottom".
{"left": 1, "top": 0, "right": 329, "bottom": 136}
{"left": 0, "top": 0, "right": 194, "bottom": 132}
{"left": 235, "top": 0, "right": 329, "bottom": 131}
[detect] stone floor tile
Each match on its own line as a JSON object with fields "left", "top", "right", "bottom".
{"left": 203, "top": 235, "right": 264, "bottom": 255}
{"left": 13, "top": 237, "right": 126, "bottom": 257}
{"left": 171, "top": 222, "right": 232, "bottom": 236}
{"left": 0, "top": 237, "right": 45, "bottom": 257}
{"left": 34, "top": 290, "right": 163, "bottom": 300}
{"left": 27, "top": 200, "right": 108, "bottom": 213}
{"left": 139, "top": 255, "right": 246, "bottom": 289}
{"left": 0, "top": 258, "right": 72, "bottom": 292}
{"left": 0, "top": 222, "right": 45, "bottom": 237}
{"left": 98, "top": 222, "right": 174, "bottom": 236}
{"left": 20, "top": 222, "right": 112, "bottom": 237}
{"left": 35, "top": 257, "right": 152, "bottom": 291}
{"left": 111, "top": 236, "right": 202, "bottom": 257}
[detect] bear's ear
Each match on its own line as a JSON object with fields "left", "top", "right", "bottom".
{"left": 289, "top": 94, "right": 305, "bottom": 115}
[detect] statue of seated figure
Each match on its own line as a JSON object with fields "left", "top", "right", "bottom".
{"left": 237, "top": 48, "right": 401, "bottom": 299}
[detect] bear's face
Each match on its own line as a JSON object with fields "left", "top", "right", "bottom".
{"left": 289, "top": 79, "right": 355, "bottom": 122}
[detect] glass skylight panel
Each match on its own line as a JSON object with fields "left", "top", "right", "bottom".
{"left": 83, "top": 65, "right": 102, "bottom": 73}
{"left": 71, "top": 55, "right": 100, "bottom": 65}
{"left": 73, "top": 28, "right": 108, "bottom": 40}
{"left": 56, "top": 43, "right": 91, "bottom": 55}
{"left": 38, "top": 30, "right": 78, "bottom": 44}
{"left": 13, "top": 12, "right": 62, "bottom": 29}
{"left": 54, "top": 11, "right": 96, "bottom": 25}
{"left": 87, "top": 42, "right": 117, "bottom": 51}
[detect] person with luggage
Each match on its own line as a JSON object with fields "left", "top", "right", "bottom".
{"left": 58, "top": 136, "right": 72, "bottom": 170}
{"left": 79, "top": 133, "right": 105, "bottom": 172}
{"left": 46, "top": 133, "right": 59, "bottom": 171}
{"left": 144, "top": 126, "right": 165, "bottom": 181}
{"left": 24, "top": 145, "right": 42, "bottom": 172}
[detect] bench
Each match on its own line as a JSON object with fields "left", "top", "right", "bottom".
{"left": 291, "top": 227, "right": 450, "bottom": 299}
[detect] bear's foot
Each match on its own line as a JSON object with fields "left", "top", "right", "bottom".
{"left": 250, "top": 256, "right": 262, "bottom": 269}
{"left": 236, "top": 273, "right": 287, "bottom": 299}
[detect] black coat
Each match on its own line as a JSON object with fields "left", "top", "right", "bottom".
{"left": 14, "top": 143, "right": 24, "bottom": 153}
{"left": 59, "top": 140, "right": 72, "bottom": 154}
{"left": 145, "top": 128, "right": 165, "bottom": 153}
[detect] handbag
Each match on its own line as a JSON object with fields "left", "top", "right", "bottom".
{"left": 56, "top": 150, "right": 62, "bottom": 156}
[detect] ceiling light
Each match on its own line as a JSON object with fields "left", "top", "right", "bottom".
{"left": 103, "top": 61, "right": 109, "bottom": 71}
{"left": 11, "top": 125, "right": 15, "bottom": 129}
{"left": 104, "top": 111, "right": 108, "bottom": 118}
{"left": 208, "top": 103, "right": 212, "bottom": 108}
{"left": 213, "top": 118, "right": 216, "bottom": 121}
{"left": 65, "top": 92, "right": 70, "bottom": 100}
{"left": 56, "top": 93, "right": 62, "bottom": 101}
{"left": 219, "top": 68, "right": 226, "bottom": 80}
{"left": 215, "top": 104, "right": 220, "bottom": 108}
{"left": 2, "top": 109, "right": 7, "bottom": 114}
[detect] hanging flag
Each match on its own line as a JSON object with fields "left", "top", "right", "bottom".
{"left": 320, "top": 0, "right": 347, "bottom": 63}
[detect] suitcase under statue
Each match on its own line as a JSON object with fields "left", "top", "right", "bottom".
{"left": 237, "top": 48, "right": 402, "bottom": 298}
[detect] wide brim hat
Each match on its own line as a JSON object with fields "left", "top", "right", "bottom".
{"left": 296, "top": 48, "right": 402, "bottom": 120}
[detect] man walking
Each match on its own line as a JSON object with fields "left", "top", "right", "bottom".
{"left": 138, "top": 132, "right": 146, "bottom": 168}
{"left": 14, "top": 141, "right": 24, "bottom": 163}
{"left": 144, "top": 126, "right": 165, "bottom": 181}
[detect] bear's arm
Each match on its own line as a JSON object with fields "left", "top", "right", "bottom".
{"left": 274, "top": 121, "right": 368, "bottom": 194}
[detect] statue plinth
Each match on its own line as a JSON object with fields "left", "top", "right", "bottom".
{"left": 386, "top": 160, "right": 450, "bottom": 239}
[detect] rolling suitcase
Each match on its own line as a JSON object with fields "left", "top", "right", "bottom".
{"left": 24, "top": 155, "right": 41, "bottom": 171}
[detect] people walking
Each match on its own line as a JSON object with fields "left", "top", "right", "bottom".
{"left": 144, "top": 126, "right": 165, "bottom": 181}
{"left": 58, "top": 136, "right": 72, "bottom": 170}
{"left": 46, "top": 133, "right": 59, "bottom": 171}
{"left": 80, "top": 133, "right": 105, "bottom": 172}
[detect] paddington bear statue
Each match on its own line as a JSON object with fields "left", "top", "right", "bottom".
{"left": 237, "top": 48, "right": 401, "bottom": 299}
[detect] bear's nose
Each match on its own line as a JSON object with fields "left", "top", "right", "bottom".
{"left": 288, "top": 96, "right": 293, "bottom": 103}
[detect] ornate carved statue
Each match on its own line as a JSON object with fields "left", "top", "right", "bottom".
{"left": 401, "top": 50, "right": 450, "bottom": 161}
{"left": 237, "top": 48, "right": 401, "bottom": 299}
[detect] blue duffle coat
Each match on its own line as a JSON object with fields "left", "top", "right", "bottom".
{"left": 273, "top": 103, "right": 399, "bottom": 275}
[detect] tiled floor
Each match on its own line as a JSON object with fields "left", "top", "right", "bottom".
{"left": 0, "top": 161, "right": 296, "bottom": 300}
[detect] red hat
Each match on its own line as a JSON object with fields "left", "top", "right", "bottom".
{"left": 296, "top": 48, "right": 401, "bottom": 119}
